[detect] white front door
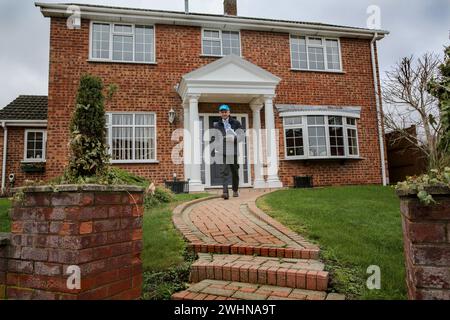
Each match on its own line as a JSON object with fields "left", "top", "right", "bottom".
{"left": 199, "top": 114, "right": 251, "bottom": 188}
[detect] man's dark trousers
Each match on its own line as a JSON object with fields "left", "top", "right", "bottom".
{"left": 221, "top": 157, "right": 239, "bottom": 195}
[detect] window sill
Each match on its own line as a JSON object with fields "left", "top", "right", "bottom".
{"left": 21, "top": 160, "right": 46, "bottom": 164}
{"left": 200, "top": 54, "right": 242, "bottom": 58}
{"left": 112, "top": 160, "right": 160, "bottom": 165}
{"left": 291, "top": 68, "right": 345, "bottom": 74}
{"left": 284, "top": 156, "right": 364, "bottom": 161}
{"left": 87, "top": 59, "right": 157, "bottom": 65}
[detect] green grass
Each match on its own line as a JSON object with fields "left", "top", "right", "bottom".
{"left": 0, "top": 198, "right": 11, "bottom": 233}
{"left": 257, "top": 185, "right": 406, "bottom": 300}
{"left": 142, "top": 193, "right": 210, "bottom": 271}
{"left": 142, "top": 192, "right": 211, "bottom": 300}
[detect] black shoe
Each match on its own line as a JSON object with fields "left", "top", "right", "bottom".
{"left": 222, "top": 193, "right": 229, "bottom": 200}
{"left": 233, "top": 191, "right": 239, "bottom": 198}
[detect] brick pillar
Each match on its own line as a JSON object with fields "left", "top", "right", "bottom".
{"left": 0, "top": 233, "right": 10, "bottom": 299}
{"left": 5, "top": 185, "right": 144, "bottom": 300}
{"left": 398, "top": 188, "right": 450, "bottom": 300}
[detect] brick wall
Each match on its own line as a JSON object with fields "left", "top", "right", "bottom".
{"left": 0, "top": 128, "right": 47, "bottom": 194}
{"left": 41, "top": 17, "right": 386, "bottom": 187}
{"left": 1, "top": 185, "right": 144, "bottom": 300}
{"left": 399, "top": 190, "right": 450, "bottom": 300}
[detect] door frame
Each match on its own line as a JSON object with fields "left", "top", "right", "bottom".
{"left": 199, "top": 113, "right": 252, "bottom": 189}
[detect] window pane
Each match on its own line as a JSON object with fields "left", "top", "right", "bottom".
{"left": 326, "top": 39, "right": 341, "bottom": 70}
{"left": 346, "top": 118, "right": 356, "bottom": 126}
{"left": 92, "top": 23, "right": 110, "bottom": 59}
{"left": 290, "top": 36, "right": 307, "bottom": 69}
{"left": 26, "top": 131, "right": 45, "bottom": 160}
{"left": 308, "top": 37, "right": 322, "bottom": 45}
{"left": 328, "top": 116, "right": 342, "bottom": 125}
{"left": 308, "top": 46, "right": 325, "bottom": 70}
{"left": 308, "top": 126, "right": 327, "bottom": 157}
{"left": 113, "top": 35, "right": 133, "bottom": 61}
{"left": 329, "top": 126, "right": 344, "bottom": 156}
{"left": 203, "top": 39, "right": 221, "bottom": 55}
{"left": 135, "top": 26, "right": 154, "bottom": 62}
{"left": 307, "top": 116, "right": 324, "bottom": 125}
{"left": 222, "top": 31, "right": 240, "bottom": 56}
{"left": 284, "top": 116, "right": 302, "bottom": 126}
{"left": 204, "top": 30, "right": 220, "bottom": 39}
{"left": 114, "top": 24, "right": 132, "bottom": 33}
{"left": 347, "top": 128, "right": 358, "bottom": 155}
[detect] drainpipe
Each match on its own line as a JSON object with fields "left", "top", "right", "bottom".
{"left": 370, "top": 32, "right": 387, "bottom": 186}
{"left": 1, "top": 122, "right": 7, "bottom": 195}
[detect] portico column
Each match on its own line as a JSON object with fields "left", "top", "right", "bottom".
{"left": 187, "top": 94, "right": 204, "bottom": 192}
{"left": 250, "top": 102, "right": 266, "bottom": 189}
{"left": 264, "top": 95, "right": 283, "bottom": 188}
{"left": 183, "top": 102, "right": 191, "bottom": 181}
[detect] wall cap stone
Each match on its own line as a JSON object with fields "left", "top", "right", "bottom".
{"left": 0, "top": 233, "right": 10, "bottom": 247}
{"left": 12, "top": 184, "right": 145, "bottom": 194}
{"left": 396, "top": 186, "right": 450, "bottom": 198}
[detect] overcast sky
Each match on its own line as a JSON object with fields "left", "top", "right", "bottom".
{"left": 0, "top": 0, "right": 449, "bottom": 107}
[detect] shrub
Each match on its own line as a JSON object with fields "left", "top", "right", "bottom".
{"left": 144, "top": 186, "right": 175, "bottom": 209}
{"left": 64, "top": 74, "right": 110, "bottom": 183}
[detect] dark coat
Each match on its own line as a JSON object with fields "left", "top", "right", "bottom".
{"left": 213, "top": 117, "right": 245, "bottom": 159}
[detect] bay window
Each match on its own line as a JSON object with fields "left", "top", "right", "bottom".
{"left": 202, "top": 29, "right": 241, "bottom": 56}
{"left": 106, "top": 113, "right": 157, "bottom": 163}
{"left": 91, "top": 22, "right": 155, "bottom": 63}
{"left": 290, "top": 35, "right": 342, "bottom": 71}
{"left": 283, "top": 115, "right": 359, "bottom": 159}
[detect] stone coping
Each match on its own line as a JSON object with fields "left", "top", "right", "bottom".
{"left": 12, "top": 184, "right": 145, "bottom": 194}
{"left": 396, "top": 185, "right": 450, "bottom": 197}
{"left": 0, "top": 232, "right": 10, "bottom": 246}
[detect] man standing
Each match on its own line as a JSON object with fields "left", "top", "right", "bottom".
{"left": 214, "top": 105, "right": 244, "bottom": 200}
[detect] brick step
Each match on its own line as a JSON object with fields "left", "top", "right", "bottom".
{"left": 187, "top": 243, "right": 319, "bottom": 260}
{"left": 172, "top": 280, "right": 345, "bottom": 301}
{"left": 190, "top": 254, "right": 329, "bottom": 291}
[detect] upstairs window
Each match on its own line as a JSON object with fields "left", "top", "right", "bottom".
{"left": 283, "top": 115, "right": 359, "bottom": 160}
{"left": 202, "top": 29, "right": 241, "bottom": 56}
{"left": 290, "top": 36, "right": 342, "bottom": 71}
{"left": 91, "top": 22, "right": 155, "bottom": 63}
{"left": 24, "top": 130, "right": 46, "bottom": 162}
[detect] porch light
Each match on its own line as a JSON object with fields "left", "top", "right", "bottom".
{"left": 168, "top": 108, "right": 176, "bottom": 124}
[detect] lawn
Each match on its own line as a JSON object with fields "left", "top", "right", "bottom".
{"left": 0, "top": 198, "right": 11, "bottom": 233}
{"left": 257, "top": 185, "right": 406, "bottom": 300}
{"left": 142, "top": 193, "right": 210, "bottom": 271}
{"left": 141, "top": 192, "right": 211, "bottom": 300}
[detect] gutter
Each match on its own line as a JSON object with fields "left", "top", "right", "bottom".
{"left": 35, "top": 2, "right": 389, "bottom": 39}
{"left": 370, "top": 32, "right": 388, "bottom": 186}
{"left": 1, "top": 122, "right": 7, "bottom": 195}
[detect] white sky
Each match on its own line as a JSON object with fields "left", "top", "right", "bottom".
{"left": 0, "top": 0, "right": 449, "bottom": 107}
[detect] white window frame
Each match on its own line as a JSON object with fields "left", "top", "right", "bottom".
{"left": 106, "top": 112, "right": 158, "bottom": 164}
{"left": 290, "top": 35, "right": 343, "bottom": 72}
{"left": 283, "top": 115, "right": 359, "bottom": 160}
{"left": 201, "top": 28, "right": 242, "bottom": 57}
{"left": 23, "top": 129, "right": 47, "bottom": 162}
{"left": 89, "top": 21, "right": 156, "bottom": 64}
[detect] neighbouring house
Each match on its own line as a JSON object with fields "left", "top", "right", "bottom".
{"left": 0, "top": 0, "right": 389, "bottom": 194}
{"left": 385, "top": 126, "right": 427, "bottom": 184}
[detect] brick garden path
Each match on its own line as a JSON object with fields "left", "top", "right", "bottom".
{"left": 172, "top": 189, "right": 345, "bottom": 300}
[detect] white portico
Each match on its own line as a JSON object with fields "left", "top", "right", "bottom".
{"left": 177, "top": 55, "right": 283, "bottom": 192}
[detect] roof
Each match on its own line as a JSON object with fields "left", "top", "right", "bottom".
{"left": 35, "top": 2, "right": 389, "bottom": 39}
{"left": 0, "top": 95, "right": 48, "bottom": 121}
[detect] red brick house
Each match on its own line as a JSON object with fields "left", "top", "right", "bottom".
{"left": 0, "top": 1, "right": 389, "bottom": 194}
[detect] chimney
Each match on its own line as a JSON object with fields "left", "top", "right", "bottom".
{"left": 224, "top": 0, "right": 237, "bottom": 16}
{"left": 185, "top": 0, "right": 189, "bottom": 14}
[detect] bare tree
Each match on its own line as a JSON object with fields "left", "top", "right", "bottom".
{"left": 382, "top": 53, "right": 443, "bottom": 169}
